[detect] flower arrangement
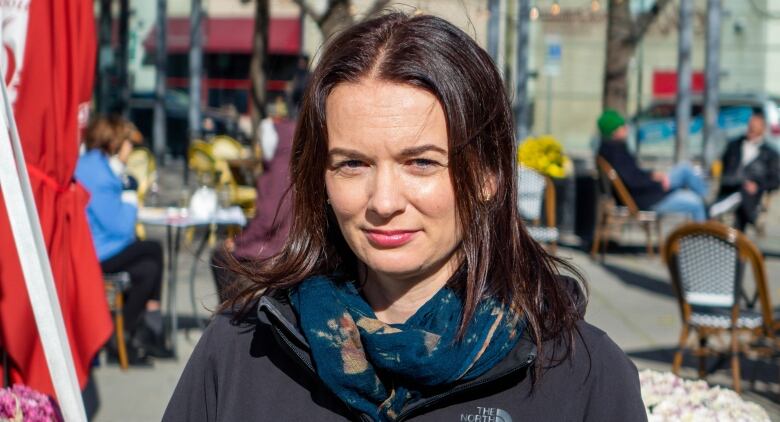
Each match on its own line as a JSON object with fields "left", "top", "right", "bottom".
{"left": 516, "top": 135, "right": 570, "bottom": 179}
{"left": 639, "top": 370, "right": 769, "bottom": 421}
{"left": 0, "top": 385, "right": 60, "bottom": 422}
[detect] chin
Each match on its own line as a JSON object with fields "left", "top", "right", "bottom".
{"left": 360, "top": 251, "right": 427, "bottom": 278}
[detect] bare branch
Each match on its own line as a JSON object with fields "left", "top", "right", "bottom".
{"left": 362, "top": 0, "right": 392, "bottom": 21}
{"left": 293, "top": 0, "right": 325, "bottom": 24}
{"left": 631, "top": 0, "right": 674, "bottom": 44}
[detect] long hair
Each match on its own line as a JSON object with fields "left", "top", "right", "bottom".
{"left": 228, "top": 12, "right": 585, "bottom": 366}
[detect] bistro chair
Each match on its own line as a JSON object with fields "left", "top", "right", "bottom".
{"left": 126, "top": 147, "right": 157, "bottom": 240}
{"left": 188, "top": 140, "right": 217, "bottom": 185}
{"left": 207, "top": 136, "right": 257, "bottom": 214}
{"left": 210, "top": 135, "right": 245, "bottom": 161}
{"left": 754, "top": 191, "right": 774, "bottom": 238}
{"left": 517, "top": 166, "right": 558, "bottom": 252}
{"left": 126, "top": 146, "right": 157, "bottom": 202}
{"left": 664, "top": 222, "right": 777, "bottom": 393}
{"left": 591, "top": 156, "right": 662, "bottom": 259}
{"left": 104, "top": 272, "right": 132, "bottom": 371}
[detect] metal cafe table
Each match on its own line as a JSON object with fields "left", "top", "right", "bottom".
{"left": 137, "top": 206, "right": 246, "bottom": 356}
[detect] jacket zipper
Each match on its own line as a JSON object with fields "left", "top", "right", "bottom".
{"left": 272, "top": 325, "right": 315, "bottom": 373}
{"left": 395, "top": 352, "right": 536, "bottom": 422}
{"left": 269, "top": 315, "right": 372, "bottom": 422}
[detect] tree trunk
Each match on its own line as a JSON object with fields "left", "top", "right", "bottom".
{"left": 295, "top": 0, "right": 391, "bottom": 42}
{"left": 602, "top": 0, "right": 673, "bottom": 114}
{"left": 320, "top": 0, "right": 353, "bottom": 41}
{"left": 250, "top": 0, "right": 270, "bottom": 145}
{"left": 602, "top": 0, "right": 634, "bottom": 114}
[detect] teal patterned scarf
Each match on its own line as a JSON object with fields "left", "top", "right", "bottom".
{"left": 288, "top": 275, "right": 523, "bottom": 421}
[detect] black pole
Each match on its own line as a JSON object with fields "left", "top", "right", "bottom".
{"left": 703, "top": 0, "right": 722, "bottom": 168}
{"left": 117, "top": 0, "right": 130, "bottom": 116}
{"left": 487, "top": 0, "right": 500, "bottom": 62}
{"left": 675, "top": 0, "right": 693, "bottom": 163}
{"left": 187, "top": 0, "right": 204, "bottom": 183}
{"left": 97, "top": 0, "right": 112, "bottom": 115}
{"left": 514, "top": 0, "right": 531, "bottom": 142}
{"left": 153, "top": 0, "right": 168, "bottom": 161}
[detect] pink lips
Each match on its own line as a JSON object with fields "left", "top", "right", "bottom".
{"left": 363, "top": 229, "right": 419, "bottom": 248}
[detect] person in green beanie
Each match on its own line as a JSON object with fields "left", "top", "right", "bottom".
{"left": 597, "top": 109, "right": 626, "bottom": 140}
{"left": 596, "top": 109, "right": 709, "bottom": 221}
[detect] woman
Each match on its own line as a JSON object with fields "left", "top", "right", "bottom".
{"left": 210, "top": 115, "right": 295, "bottom": 302}
{"left": 75, "top": 116, "right": 171, "bottom": 364}
{"left": 165, "top": 13, "right": 645, "bottom": 421}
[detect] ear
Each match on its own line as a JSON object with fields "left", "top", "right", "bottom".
{"left": 480, "top": 173, "right": 498, "bottom": 202}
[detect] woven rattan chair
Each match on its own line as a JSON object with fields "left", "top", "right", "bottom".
{"left": 104, "top": 272, "right": 132, "bottom": 371}
{"left": 126, "top": 146, "right": 157, "bottom": 200}
{"left": 188, "top": 139, "right": 217, "bottom": 185}
{"left": 664, "top": 222, "right": 776, "bottom": 393}
{"left": 207, "top": 136, "right": 257, "bottom": 213}
{"left": 126, "top": 147, "right": 157, "bottom": 240}
{"left": 591, "top": 156, "right": 662, "bottom": 259}
{"left": 211, "top": 135, "right": 245, "bottom": 161}
{"left": 517, "top": 166, "right": 558, "bottom": 252}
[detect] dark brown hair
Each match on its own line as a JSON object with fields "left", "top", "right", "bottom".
{"left": 229, "top": 12, "right": 585, "bottom": 364}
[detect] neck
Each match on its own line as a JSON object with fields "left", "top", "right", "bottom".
{"left": 361, "top": 260, "right": 458, "bottom": 325}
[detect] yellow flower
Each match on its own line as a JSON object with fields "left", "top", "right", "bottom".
{"left": 517, "top": 135, "right": 569, "bottom": 178}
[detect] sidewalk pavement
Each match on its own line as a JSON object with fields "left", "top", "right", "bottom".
{"left": 90, "top": 160, "right": 780, "bottom": 421}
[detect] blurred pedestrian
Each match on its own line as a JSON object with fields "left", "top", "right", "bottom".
{"left": 597, "top": 109, "right": 709, "bottom": 221}
{"left": 712, "top": 108, "right": 780, "bottom": 230}
{"left": 209, "top": 114, "right": 294, "bottom": 302}
{"left": 75, "top": 116, "right": 172, "bottom": 365}
{"left": 165, "top": 13, "right": 644, "bottom": 421}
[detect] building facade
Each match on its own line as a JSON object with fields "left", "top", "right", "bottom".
{"left": 124, "top": 0, "right": 780, "bottom": 155}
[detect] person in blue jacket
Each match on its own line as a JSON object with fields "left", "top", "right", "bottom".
{"left": 75, "top": 116, "right": 170, "bottom": 365}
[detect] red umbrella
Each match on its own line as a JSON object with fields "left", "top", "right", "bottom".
{"left": 0, "top": 0, "right": 113, "bottom": 398}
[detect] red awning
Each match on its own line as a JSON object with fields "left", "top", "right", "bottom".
{"left": 144, "top": 17, "right": 300, "bottom": 55}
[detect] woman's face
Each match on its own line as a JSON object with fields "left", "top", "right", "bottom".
{"left": 325, "top": 79, "right": 461, "bottom": 286}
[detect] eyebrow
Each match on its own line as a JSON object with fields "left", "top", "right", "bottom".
{"left": 327, "top": 144, "right": 448, "bottom": 159}
{"left": 398, "top": 144, "right": 447, "bottom": 158}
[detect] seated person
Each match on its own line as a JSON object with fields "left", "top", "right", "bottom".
{"left": 596, "top": 109, "right": 708, "bottom": 221}
{"left": 714, "top": 108, "right": 779, "bottom": 231}
{"left": 75, "top": 116, "right": 171, "bottom": 365}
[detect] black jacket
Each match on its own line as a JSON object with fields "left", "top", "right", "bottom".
{"left": 598, "top": 139, "right": 665, "bottom": 210}
{"left": 163, "top": 285, "right": 646, "bottom": 421}
{"left": 719, "top": 138, "right": 780, "bottom": 195}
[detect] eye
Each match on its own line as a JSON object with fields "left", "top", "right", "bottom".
{"left": 405, "top": 158, "right": 444, "bottom": 175}
{"left": 409, "top": 158, "right": 438, "bottom": 168}
{"left": 332, "top": 159, "right": 369, "bottom": 175}
{"left": 342, "top": 160, "right": 365, "bottom": 168}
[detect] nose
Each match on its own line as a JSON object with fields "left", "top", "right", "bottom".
{"left": 366, "top": 165, "right": 406, "bottom": 220}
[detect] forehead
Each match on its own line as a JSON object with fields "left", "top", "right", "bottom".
{"left": 325, "top": 80, "right": 448, "bottom": 151}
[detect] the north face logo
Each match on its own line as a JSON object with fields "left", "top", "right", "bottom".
{"left": 460, "top": 406, "right": 512, "bottom": 422}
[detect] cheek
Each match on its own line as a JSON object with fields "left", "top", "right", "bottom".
{"left": 325, "top": 174, "right": 364, "bottom": 221}
{"left": 407, "top": 174, "right": 459, "bottom": 230}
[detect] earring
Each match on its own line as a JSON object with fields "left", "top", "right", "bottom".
{"left": 326, "top": 198, "right": 331, "bottom": 205}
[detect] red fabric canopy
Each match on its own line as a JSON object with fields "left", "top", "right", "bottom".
{"left": 144, "top": 17, "right": 301, "bottom": 55}
{"left": 0, "top": 0, "right": 113, "bottom": 399}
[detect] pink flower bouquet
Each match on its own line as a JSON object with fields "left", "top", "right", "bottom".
{"left": 640, "top": 370, "right": 770, "bottom": 421}
{"left": 0, "top": 385, "right": 60, "bottom": 422}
